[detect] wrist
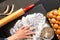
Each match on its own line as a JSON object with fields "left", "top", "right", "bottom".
{"left": 7, "top": 34, "right": 18, "bottom": 40}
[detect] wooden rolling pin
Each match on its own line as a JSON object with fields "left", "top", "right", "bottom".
{"left": 0, "top": 0, "right": 41, "bottom": 27}
{"left": 0, "top": 8, "right": 24, "bottom": 27}
{"left": 0, "top": 4, "right": 34, "bottom": 27}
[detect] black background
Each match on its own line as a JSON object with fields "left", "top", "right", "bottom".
{"left": 0, "top": 0, "right": 60, "bottom": 40}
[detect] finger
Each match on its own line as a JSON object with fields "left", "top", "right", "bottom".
{"left": 26, "top": 32, "right": 35, "bottom": 35}
{"left": 25, "top": 30, "right": 30, "bottom": 33}
{"left": 24, "top": 26, "right": 30, "bottom": 30}
{"left": 25, "top": 36, "right": 32, "bottom": 39}
{"left": 20, "top": 26, "right": 25, "bottom": 29}
{"left": 25, "top": 27, "right": 35, "bottom": 33}
{"left": 30, "top": 27, "right": 35, "bottom": 31}
{"left": 24, "top": 24, "right": 32, "bottom": 30}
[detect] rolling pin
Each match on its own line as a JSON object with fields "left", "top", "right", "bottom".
{"left": 0, "top": 4, "right": 34, "bottom": 27}
{"left": 0, "top": 0, "right": 40, "bottom": 27}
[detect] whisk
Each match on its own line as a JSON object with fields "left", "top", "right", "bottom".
{"left": 0, "top": 4, "right": 14, "bottom": 16}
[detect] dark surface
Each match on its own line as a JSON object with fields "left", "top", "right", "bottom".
{"left": 0, "top": 0, "right": 60, "bottom": 40}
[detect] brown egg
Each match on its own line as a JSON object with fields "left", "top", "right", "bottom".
{"left": 50, "top": 18, "right": 56, "bottom": 24}
{"left": 53, "top": 24, "right": 58, "bottom": 29}
{"left": 56, "top": 21, "right": 59, "bottom": 24}
{"left": 58, "top": 22, "right": 60, "bottom": 25}
{"left": 57, "top": 35, "right": 60, "bottom": 40}
{"left": 56, "top": 16, "right": 60, "bottom": 21}
{"left": 56, "top": 21, "right": 60, "bottom": 25}
{"left": 47, "top": 12, "right": 53, "bottom": 18}
{"left": 53, "top": 10, "right": 58, "bottom": 16}
{"left": 53, "top": 15, "right": 56, "bottom": 18}
{"left": 56, "top": 29, "right": 60, "bottom": 34}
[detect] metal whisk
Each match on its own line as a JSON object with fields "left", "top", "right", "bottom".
{"left": 0, "top": 4, "right": 14, "bottom": 16}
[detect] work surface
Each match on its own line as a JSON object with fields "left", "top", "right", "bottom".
{"left": 0, "top": 0, "right": 60, "bottom": 40}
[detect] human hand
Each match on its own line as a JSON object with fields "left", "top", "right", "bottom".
{"left": 7, "top": 25, "right": 35, "bottom": 40}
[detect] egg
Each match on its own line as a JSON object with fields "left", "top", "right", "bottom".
{"left": 56, "top": 21, "right": 59, "bottom": 24}
{"left": 58, "top": 22, "right": 60, "bottom": 25}
{"left": 53, "top": 10, "right": 58, "bottom": 16}
{"left": 47, "top": 12, "right": 53, "bottom": 18}
{"left": 56, "top": 16, "right": 60, "bottom": 21}
{"left": 50, "top": 18, "right": 56, "bottom": 24}
{"left": 57, "top": 35, "right": 60, "bottom": 39}
{"left": 53, "top": 24, "right": 58, "bottom": 29}
{"left": 56, "top": 29, "right": 60, "bottom": 34}
{"left": 53, "top": 15, "right": 56, "bottom": 18}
